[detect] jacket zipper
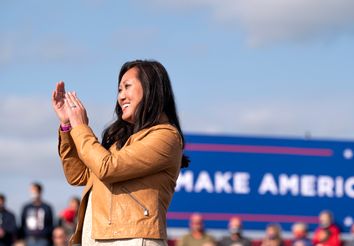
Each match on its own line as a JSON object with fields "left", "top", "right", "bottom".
{"left": 121, "top": 186, "right": 149, "bottom": 217}
{"left": 108, "top": 185, "right": 113, "bottom": 225}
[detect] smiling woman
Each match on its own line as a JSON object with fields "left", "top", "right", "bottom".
{"left": 117, "top": 67, "right": 144, "bottom": 124}
{"left": 51, "top": 60, "right": 190, "bottom": 246}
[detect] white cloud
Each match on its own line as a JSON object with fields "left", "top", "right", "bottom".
{"left": 181, "top": 99, "right": 354, "bottom": 139}
{"left": 0, "top": 96, "right": 56, "bottom": 138}
{"left": 0, "top": 31, "right": 89, "bottom": 66}
{"left": 0, "top": 137, "right": 60, "bottom": 176}
{"left": 152, "top": 0, "right": 354, "bottom": 46}
{"left": 0, "top": 96, "right": 66, "bottom": 177}
{"left": 0, "top": 95, "right": 113, "bottom": 175}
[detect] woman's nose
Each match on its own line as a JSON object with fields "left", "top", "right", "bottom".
{"left": 118, "top": 91, "right": 126, "bottom": 101}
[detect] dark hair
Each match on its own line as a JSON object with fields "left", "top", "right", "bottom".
{"left": 0, "top": 193, "right": 5, "bottom": 202}
{"left": 31, "top": 182, "right": 43, "bottom": 193}
{"left": 102, "top": 60, "right": 189, "bottom": 168}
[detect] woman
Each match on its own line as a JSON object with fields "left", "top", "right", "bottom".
{"left": 52, "top": 60, "right": 189, "bottom": 246}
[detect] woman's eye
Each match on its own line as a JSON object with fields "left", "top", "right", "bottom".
{"left": 125, "top": 84, "right": 131, "bottom": 89}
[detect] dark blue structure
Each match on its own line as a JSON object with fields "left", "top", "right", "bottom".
{"left": 167, "top": 134, "right": 354, "bottom": 233}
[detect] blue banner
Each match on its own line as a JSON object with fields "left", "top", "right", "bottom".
{"left": 167, "top": 134, "right": 354, "bottom": 233}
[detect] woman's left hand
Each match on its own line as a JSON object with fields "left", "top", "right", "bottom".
{"left": 65, "top": 91, "right": 89, "bottom": 128}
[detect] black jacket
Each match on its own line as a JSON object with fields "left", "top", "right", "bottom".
{"left": 0, "top": 208, "right": 17, "bottom": 246}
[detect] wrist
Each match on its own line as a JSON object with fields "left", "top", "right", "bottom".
{"left": 60, "top": 121, "right": 70, "bottom": 126}
{"left": 60, "top": 122, "right": 72, "bottom": 132}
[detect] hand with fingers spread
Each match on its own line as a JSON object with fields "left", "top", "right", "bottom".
{"left": 65, "top": 91, "right": 89, "bottom": 128}
{"left": 52, "top": 81, "right": 70, "bottom": 126}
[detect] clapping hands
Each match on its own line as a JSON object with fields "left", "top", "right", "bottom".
{"left": 52, "top": 81, "right": 89, "bottom": 128}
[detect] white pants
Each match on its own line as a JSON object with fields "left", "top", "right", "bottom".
{"left": 85, "top": 238, "right": 167, "bottom": 246}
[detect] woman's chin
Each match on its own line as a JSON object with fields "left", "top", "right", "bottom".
{"left": 122, "top": 116, "right": 134, "bottom": 124}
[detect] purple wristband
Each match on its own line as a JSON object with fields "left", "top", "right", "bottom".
{"left": 60, "top": 124, "right": 72, "bottom": 132}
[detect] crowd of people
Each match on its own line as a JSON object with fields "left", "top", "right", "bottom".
{"left": 177, "top": 212, "right": 354, "bottom": 246}
{"left": 0, "top": 183, "right": 353, "bottom": 246}
{"left": 0, "top": 182, "right": 79, "bottom": 246}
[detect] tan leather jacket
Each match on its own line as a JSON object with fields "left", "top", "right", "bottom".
{"left": 58, "top": 123, "right": 182, "bottom": 245}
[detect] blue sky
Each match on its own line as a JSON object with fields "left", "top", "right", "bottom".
{"left": 1, "top": 0, "right": 354, "bottom": 224}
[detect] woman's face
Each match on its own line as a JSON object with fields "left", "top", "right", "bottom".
{"left": 118, "top": 67, "right": 144, "bottom": 124}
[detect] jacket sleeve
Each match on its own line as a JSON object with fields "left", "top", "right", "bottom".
{"left": 70, "top": 124, "right": 182, "bottom": 184}
{"left": 19, "top": 205, "right": 27, "bottom": 239}
{"left": 4, "top": 211, "right": 17, "bottom": 236}
{"left": 43, "top": 204, "right": 54, "bottom": 238}
{"left": 58, "top": 129, "right": 90, "bottom": 186}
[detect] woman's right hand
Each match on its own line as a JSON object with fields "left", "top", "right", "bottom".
{"left": 52, "top": 81, "right": 69, "bottom": 125}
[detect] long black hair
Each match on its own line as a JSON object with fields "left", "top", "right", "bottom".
{"left": 102, "top": 60, "right": 189, "bottom": 168}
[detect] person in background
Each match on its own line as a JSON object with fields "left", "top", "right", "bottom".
{"left": 261, "top": 224, "right": 284, "bottom": 246}
{"left": 291, "top": 222, "right": 312, "bottom": 246}
{"left": 178, "top": 213, "right": 215, "bottom": 246}
{"left": 58, "top": 196, "right": 80, "bottom": 237}
{"left": 52, "top": 226, "right": 68, "bottom": 246}
{"left": 0, "top": 194, "right": 17, "bottom": 246}
{"left": 345, "top": 224, "right": 354, "bottom": 246}
{"left": 218, "top": 216, "right": 251, "bottom": 246}
{"left": 20, "top": 182, "right": 54, "bottom": 246}
{"left": 312, "top": 210, "right": 341, "bottom": 246}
